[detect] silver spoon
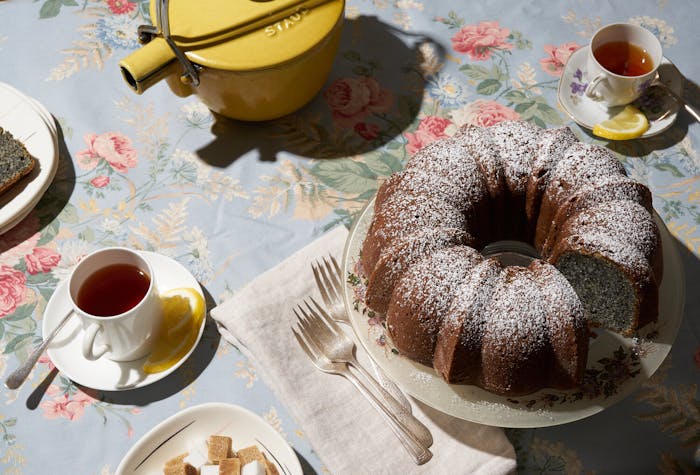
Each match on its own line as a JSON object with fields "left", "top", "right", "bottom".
{"left": 4, "top": 309, "right": 74, "bottom": 390}
{"left": 650, "top": 73, "right": 700, "bottom": 122}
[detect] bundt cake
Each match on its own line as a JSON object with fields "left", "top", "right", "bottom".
{"left": 359, "top": 120, "right": 662, "bottom": 397}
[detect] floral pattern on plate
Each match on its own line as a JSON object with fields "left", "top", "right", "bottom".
{"left": 341, "top": 198, "right": 684, "bottom": 427}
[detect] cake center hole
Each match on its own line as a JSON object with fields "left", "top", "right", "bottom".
{"left": 481, "top": 240, "right": 541, "bottom": 267}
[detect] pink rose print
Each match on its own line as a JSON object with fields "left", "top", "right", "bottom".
{"left": 40, "top": 386, "right": 95, "bottom": 421}
{"left": 354, "top": 122, "right": 380, "bottom": 141}
{"left": 0, "top": 265, "right": 26, "bottom": 318}
{"left": 90, "top": 175, "right": 110, "bottom": 188}
{"left": 107, "top": 0, "right": 136, "bottom": 14}
{"left": 0, "top": 214, "right": 40, "bottom": 268}
{"left": 540, "top": 42, "right": 580, "bottom": 77}
{"left": 76, "top": 136, "right": 100, "bottom": 171}
{"left": 38, "top": 354, "right": 56, "bottom": 372}
{"left": 404, "top": 115, "right": 453, "bottom": 155}
{"left": 76, "top": 132, "right": 137, "bottom": 173}
{"left": 451, "top": 21, "right": 513, "bottom": 61}
{"left": 25, "top": 247, "right": 61, "bottom": 275}
{"left": 324, "top": 77, "right": 393, "bottom": 128}
{"left": 457, "top": 100, "right": 520, "bottom": 128}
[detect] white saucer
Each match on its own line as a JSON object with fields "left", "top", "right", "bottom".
{"left": 557, "top": 45, "right": 683, "bottom": 137}
{"left": 116, "top": 403, "right": 302, "bottom": 475}
{"left": 42, "top": 251, "right": 206, "bottom": 392}
{"left": 0, "top": 82, "right": 59, "bottom": 235}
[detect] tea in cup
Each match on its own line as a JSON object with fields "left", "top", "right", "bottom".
{"left": 68, "top": 247, "right": 162, "bottom": 362}
{"left": 585, "top": 23, "right": 662, "bottom": 106}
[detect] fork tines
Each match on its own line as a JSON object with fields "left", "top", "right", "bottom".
{"left": 291, "top": 316, "right": 323, "bottom": 364}
{"left": 294, "top": 298, "right": 341, "bottom": 344}
{"left": 312, "top": 256, "right": 341, "bottom": 305}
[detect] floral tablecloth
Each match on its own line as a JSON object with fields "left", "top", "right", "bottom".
{"left": 1, "top": 0, "right": 699, "bottom": 473}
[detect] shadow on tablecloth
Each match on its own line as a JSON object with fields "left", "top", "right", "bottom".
{"left": 294, "top": 450, "right": 320, "bottom": 475}
{"left": 196, "top": 15, "right": 443, "bottom": 166}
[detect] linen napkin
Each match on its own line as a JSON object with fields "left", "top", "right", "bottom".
{"left": 211, "top": 226, "right": 517, "bottom": 475}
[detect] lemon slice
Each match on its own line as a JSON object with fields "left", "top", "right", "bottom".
{"left": 143, "top": 287, "right": 205, "bottom": 374}
{"left": 592, "top": 105, "right": 649, "bottom": 140}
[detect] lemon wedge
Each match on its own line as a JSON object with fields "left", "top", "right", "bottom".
{"left": 592, "top": 105, "right": 649, "bottom": 140}
{"left": 143, "top": 287, "right": 205, "bottom": 374}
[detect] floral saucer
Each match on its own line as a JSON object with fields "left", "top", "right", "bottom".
{"left": 557, "top": 45, "right": 683, "bottom": 137}
{"left": 42, "top": 251, "right": 206, "bottom": 392}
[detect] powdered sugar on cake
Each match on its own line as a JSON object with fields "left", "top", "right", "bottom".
{"left": 359, "top": 121, "right": 662, "bottom": 396}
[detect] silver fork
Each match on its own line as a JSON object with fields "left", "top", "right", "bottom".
{"left": 292, "top": 305, "right": 433, "bottom": 465}
{"left": 305, "top": 295, "right": 435, "bottom": 448}
{"left": 312, "top": 256, "right": 433, "bottom": 447}
{"left": 313, "top": 255, "right": 410, "bottom": 408}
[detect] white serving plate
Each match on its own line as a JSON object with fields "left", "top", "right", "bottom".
{"left": 342, "top": 197, "right": 684, "bottom": 428}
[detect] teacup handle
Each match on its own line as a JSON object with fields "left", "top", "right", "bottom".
{"left": 585, "top": 73, "right": 607, "bottom": 100}
{"left": 82, "top": 322, "right": 110, "bottom": 360}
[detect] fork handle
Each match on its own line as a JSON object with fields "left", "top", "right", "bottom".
{"left": 342, "top": 365, "right": 432, "bottom": 465}
{"left": 369, "top": 359, "right": 412, "bottom": 409}
{"left": 350, "top": 362, "right": 434, "bottom": 448}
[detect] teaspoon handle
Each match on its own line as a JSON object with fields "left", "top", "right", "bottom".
{"left": 4, "top": 309, "right": 73, "bottom": 390}
{"left": 682, "top": 103, "right": 700, "bottom": 123}
{"left": 657, "top": 82, "right": 700, "bottom": 123}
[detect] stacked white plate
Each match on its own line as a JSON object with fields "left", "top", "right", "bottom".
{"left": 0, "top": 82, "right": 58, "bottom": 235}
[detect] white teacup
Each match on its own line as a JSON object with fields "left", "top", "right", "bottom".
{"left": 68, "top": 247, "right": 162, "bottom": 362}
{"left": 585, "top": 23, "right": 662, "bottom": 106}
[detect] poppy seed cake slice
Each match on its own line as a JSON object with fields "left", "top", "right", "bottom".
{"left": 0, "top": 127, "right": 35, "bottom": 195}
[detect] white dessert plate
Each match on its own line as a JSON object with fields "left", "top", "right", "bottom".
{"left": 0, "top": 82, "right": 57, "bottom": 135}
{"left": 557, "top": 45, "right": 683, "bottom": 137}
{"left": 0, "top": 82, "right": 58, "bottom": 235}
{"left": 342, "top": 197, "right": 684, "bottom": 428}
{"left": 42, "top": 251, "right": 206, "bottom": 392}
{"left": 116, "top": 402, "right": 302, "bottom": 475}
{"left": 1, "top": 83, "right": 57, "bottom": 135}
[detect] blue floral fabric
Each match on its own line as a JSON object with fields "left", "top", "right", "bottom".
{"left": 0, "top": 0, "right": 698, "bottom": 473}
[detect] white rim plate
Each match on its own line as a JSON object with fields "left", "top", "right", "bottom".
{"left": 43, "top": 251, "right": 207, "bottom": 391}
{"left": 557, "top": 45, "right": 683, "bottom": 137}
{"left": 0, "top": 82, "right": 57, "bottom": 135}
{"left": 342, "top": 197, "right": 684, "bottom": 428}
{"left": 116, "top": 402, "right": 302, "bottom": 475}
{"left": 0, "top": 82, "right": 58, "bottom": 235}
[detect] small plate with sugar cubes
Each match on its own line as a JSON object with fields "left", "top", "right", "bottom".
{"left": 116, "top": 403, "right": 302, "bottom": 475}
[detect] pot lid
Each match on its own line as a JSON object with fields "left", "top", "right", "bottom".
{"left": 149, "top": 0, "right": 345, "bottom": 71}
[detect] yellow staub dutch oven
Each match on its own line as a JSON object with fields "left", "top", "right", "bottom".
{"left": 119, "top": 0, "right": 345, "bottom": 121}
